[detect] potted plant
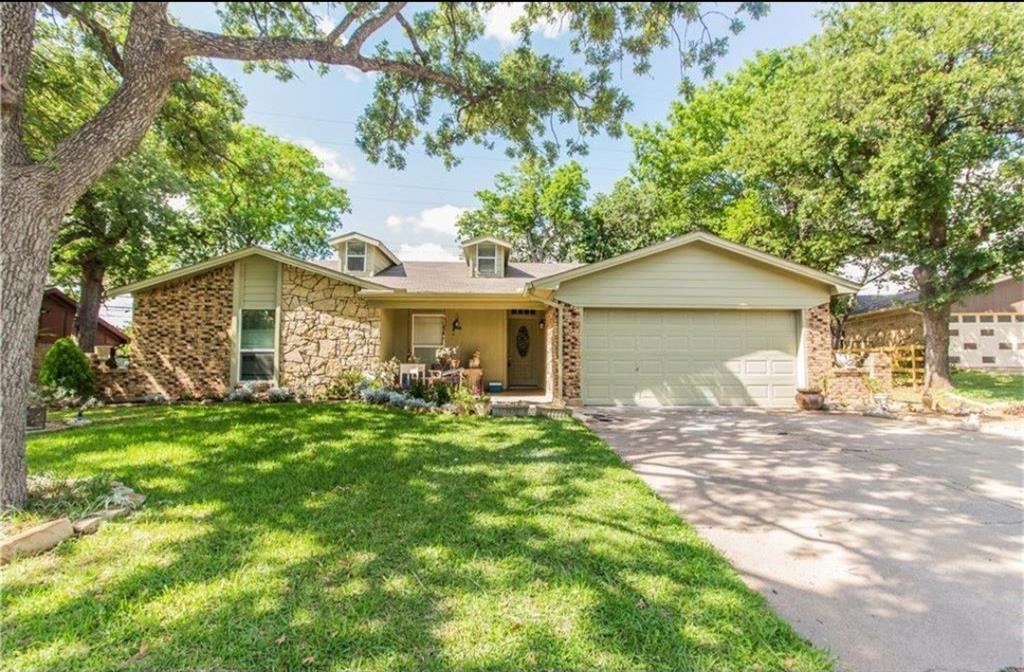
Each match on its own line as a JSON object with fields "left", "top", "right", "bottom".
{"left": 794, "top": 387, "right": 824, "bottom": 411}
{"left": 435, "top": 345, "right": 459, "bottom": 370}
{"left": 865, "top": 377, "right": 888, "bottom": 407}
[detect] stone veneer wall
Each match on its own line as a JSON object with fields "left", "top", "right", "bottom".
{"left": 559, "top": 303, "right": 582, "bottom": 405}
{"left": 544, "top": 305, "right": 557, "bottom": 399}
{"left": 825, "top": 352, "right": 893, "bottom": 407}
{"left": 94, "top": 265, "right": 234, "bottom": 401}
{"left": 842, "top": 310, "right": 923, "bottom": 348}
{"left": 278, "top": 264, "right": 380, "bottom": 399}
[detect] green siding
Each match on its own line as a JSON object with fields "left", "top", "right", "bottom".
{"left": 555, "top": 241, "right": 831, "bottom": 309}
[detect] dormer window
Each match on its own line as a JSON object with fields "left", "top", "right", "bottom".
{"left": 477, "top": 243, "right": 497, "bottom": 276}
{"left": 346, "top": 241, "right": 366, "bottom": 273}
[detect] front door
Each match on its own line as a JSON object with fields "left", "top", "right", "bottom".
{"left": 508, "top": 315, "right": 543, "bottom": 387}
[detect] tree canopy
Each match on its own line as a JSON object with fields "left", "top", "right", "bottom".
{"left": 457, "top": 158, "right": 591, "bottom": 262}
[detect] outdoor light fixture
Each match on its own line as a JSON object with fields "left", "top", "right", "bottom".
{"left": 538, "top": 318, "right": 546, "bottom": 329}
{"left": 452, "top": 315, "right": 462, "bottom": 331}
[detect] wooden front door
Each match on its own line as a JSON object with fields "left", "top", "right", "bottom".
{"left": 508, "top": 316, "right": 543, "bottom": 387}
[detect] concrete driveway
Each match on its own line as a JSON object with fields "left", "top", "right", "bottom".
{"left": 580, "top": 408, "right": 1023, "bottom": 672}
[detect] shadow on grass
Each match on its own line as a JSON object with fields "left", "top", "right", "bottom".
{"left": 3, "top": 404, "right": 829, "bottom": 671}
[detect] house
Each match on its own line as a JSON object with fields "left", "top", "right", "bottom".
{"left": 34, "top": 287, "right": 129, "bottom": 376}
{"left": 844, "top": 277, "right": 1024, "bottom": 371}
{"left": 99, "top": 231, "right": 862, "bottom": 408}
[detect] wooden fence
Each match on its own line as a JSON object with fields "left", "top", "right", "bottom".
{"left": 837, "top": 344, "right": 926, "bottom": 387}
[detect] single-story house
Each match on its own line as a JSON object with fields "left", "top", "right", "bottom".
{"left": 34, "top": 287, "right": 129, "bottom": 377}
{"left": 100, "top": 231, "right": 863, "bottom": 408}
{"left": 844, "top": 277, "right": 1023, "bottom": 371}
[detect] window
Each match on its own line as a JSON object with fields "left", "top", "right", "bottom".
{"left": 411, "top": 314, "right": 444, "bottom": 364}
{"left": 949, "top": 356, "right": 960, "bottom": 364}
{"left": 982, "top": 356, "right": 995, "bottom": 364}
{"left": 998, "top": 315, "right": 1012, "bottom": 323}
{"left": 477, "top": 243, "right": 497, "bottom": 276}
{"left": 949, "top": 329, "right": 959, "bottom": 336}
{"left": 999, "top": 343, "right": 1012, "bottom": 350}
{"left": 963, "top": 342, "right": 978, "bottom": 350}
{"left": 949, "top": 315, "right": 959, "bottom": 323}
{"left": 981, "top": 328, "right": 995, "bottom": 336}
{"left": 962, "top": 315, "right": 977, "bottom": 323}
{"left": 346, "top": 241, "right": 366, "bottom": 273}
{"left": 980, "top": 315, "right": 994, "bottom": 323}
{"left": 1015, "top": 315, "right": 1024, "bottom": 322}
{"left": 240, "top": 309, "right": 275, "bottom": 381}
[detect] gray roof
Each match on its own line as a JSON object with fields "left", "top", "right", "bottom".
{"left": 310, "top": 259, "right": 581, "bottom": 294}
{"left": 852, "top": 291, "right": 919, "bottom": 314}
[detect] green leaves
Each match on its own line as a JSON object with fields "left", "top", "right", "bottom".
{"left": 457, "top": 158, "right": 590, "bottom": 262}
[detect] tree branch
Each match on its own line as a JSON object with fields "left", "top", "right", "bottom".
{"left": 346, "top": 2, "right": 406, "bottom": 54}
{"left": 46, "top": 2, "right": 125, "bottom": 74}
{"left": 395, "top": 11, "right": 427, "bottom": 65}
{"left": 325, "top": 2, "right": 373, "bottom": 44}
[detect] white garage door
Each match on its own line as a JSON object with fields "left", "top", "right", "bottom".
{"left": 582, "top": 309, "right": 799, "bottom": 408}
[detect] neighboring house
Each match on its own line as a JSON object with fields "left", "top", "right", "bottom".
{"left": 844, "top": 276, "right": 1024, "bottom": 371}
{"left": 101, "top": 231, "right": 860, "bottom": 408}
{"left": 34, "top": 287, "right": 129, "bottom": 376}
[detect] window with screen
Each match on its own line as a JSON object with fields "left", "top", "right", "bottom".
{"left": 240, "top": 309, "right": 275, "bottom": 381}
{"left": 411, "top": 315, "right": 444, "bottom": 364}
{"left": 346, "top": 241, "right": 366, "bottom": 273}
{"left": 477, "top": 243, "right": 497, "bottom": 276}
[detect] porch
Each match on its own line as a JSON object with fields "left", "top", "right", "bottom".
{"left": 378, "top": 306, "right": 551, "bottom": 394}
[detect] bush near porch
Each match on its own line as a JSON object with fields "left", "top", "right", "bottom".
{"left": 3, "top": 404, "right": 830, "bottom": 671}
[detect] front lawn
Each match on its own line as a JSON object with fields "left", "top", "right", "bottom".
{"left": 3, "top": 404, "right": 830, "bottom": 671}
{"left": 890, "top": 370, "right": 1024, "bottom": 409}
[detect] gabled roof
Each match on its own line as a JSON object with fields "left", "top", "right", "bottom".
{"left": 328, "top": 232, "right": 401, "bottom": 266}
{"left": 108, "top": 246, "right": 392, "bottom": 297}
{"left": 460, "top": 235, "right": 513, "bottom": 250}
{"left": 43, "top": 287, "right": 129, "bottom": 343}
{"left": 311, "top": 259, "right": 579, "bottom": 294}
{"left": 528, "top": 231, "right": 862, "bottom": 295}
{"left": 852, "top": 291, "right": 919, "bottom": 315}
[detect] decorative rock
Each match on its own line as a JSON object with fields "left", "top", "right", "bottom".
{"left": 96, "top": 507, "right": 130, "bottom": 520}
{"left": 1, "top": 518, "right": 74, "bottom": 563}
{"left": 126, "top": 492, "right": 146, "bottom": 507}
{"left": 73, "top": 516, "right": 103, "bottom": 535}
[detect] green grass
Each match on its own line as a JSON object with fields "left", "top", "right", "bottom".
{"left": 890, "top": 370, "right": 1024, "bottom": 408}
{"left": 948, "top": 370, "right": 1024, "bottom": 404}
{"left": 3, "top": 403, "right": 830, "bottom": 671}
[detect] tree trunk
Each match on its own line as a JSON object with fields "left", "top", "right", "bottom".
{"left": 922, "top": 303, "right": 953, "bottom": 390}
{"left": 1, "top": 173, "right": 63, "bottom": 509}
{"left": 75, "top": 260, "right": 106, "bottom": 353}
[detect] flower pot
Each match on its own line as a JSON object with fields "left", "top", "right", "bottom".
{"left": 794, "top": 388, "right": 824, "bottom": 411}
{"left": 26, "top": 404, "right": 47, "bottom": 429}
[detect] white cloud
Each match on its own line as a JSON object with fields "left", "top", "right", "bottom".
{"left": 397, "top": 242, "right": 460, "bottom": 262}
{"left": 483, "top": 3, "right": 567, "bottom": 46}
{"left": 296, "top": 139, "right": 355, "bottom": 182}
{"left": 386, "top": 204, "right": 469, "bottom": 237}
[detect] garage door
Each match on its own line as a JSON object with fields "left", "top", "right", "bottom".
{"left": 582, "top": 309, "right": 798, "bottom": 407}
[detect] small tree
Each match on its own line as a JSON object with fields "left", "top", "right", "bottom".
{"left": 38, "top": 337, "right": 95, "bottom": 398}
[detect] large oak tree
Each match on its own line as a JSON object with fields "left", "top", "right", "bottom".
{"left": 0, "top": 2, "right": 764, "bottom": 507}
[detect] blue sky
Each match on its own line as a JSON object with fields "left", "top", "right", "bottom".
{"left": 172, "top": 2, "right": 827, "bottom": 261}
{"left": 103, "top": 2, "right": 828, "bottom": 324}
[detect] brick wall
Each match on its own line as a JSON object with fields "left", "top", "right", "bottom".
{"left": 803, "top": 302, "right": 833, "bottom": 391}
{"left": 560, "top": 303, "right": 581, "bottom": 405}
{"left": 843, "top": 309, "right": 922, "bottom": 348}
{"left": 94, "top": 265, "right": 234, "bottom": 401}
{"left": 278, "top": 265, "right": 381, "bottom": 399}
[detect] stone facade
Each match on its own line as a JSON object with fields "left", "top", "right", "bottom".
{"left": 803, "top": 302, "right": 833, "bottom": 392}
{"left": 544, "top": 305, "right": 557, "bottom": 399}
{"left": 94, "top": 265, "right": 233, "bottom": 401}
{"left": 843, "top": 309, "right": 923, "bottom": 348}
{"left": 278, "top": 265, "right": 380, "bottom": 399}
{"left": 559, "top": 302, "right": 582, "bottom": 405}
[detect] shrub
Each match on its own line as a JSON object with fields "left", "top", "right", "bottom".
{"left": 359, "top": 387, "right": 393, "bottom": 405}
{"left": 431, "top": 381, "right": 453, "bottom": 406}
{"left": 267, "top": 387, "right": 294, "bottom": 403}
{"left": 408, "top": 378, "right": 429, "bottom": 400}
{"left": 329, "top": 370, "right": 367, "bottom": 399}
{"left": 39, "top": 337, "right": 94, "bottom": 398}
{"left": 227, "top": 385, "right": 256, "bottom": 402}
